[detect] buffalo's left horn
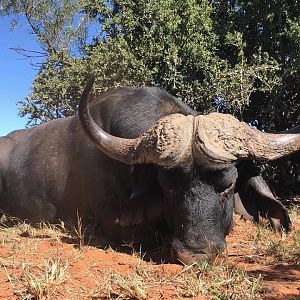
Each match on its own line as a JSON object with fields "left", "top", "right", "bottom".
{"left": 79, "top": 77, "right": 140, "bottom": 165}
{"left": 194, "top": 113, "right": 300, "bottom": 163}
{"left": 79, "top": 77, "right": 191, "bottom": 166}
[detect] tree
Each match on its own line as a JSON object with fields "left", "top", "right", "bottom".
{"left": 1, "top": 0, "right": 281, "bottom": 125}
{"left": 216, "top": 0, "right": 300, "bottom": 194}
{"left": 212, "top": 0, "right": 300, "bottom": 130}
{"left": 0, "top": 0, "right": 94, "bottom": 124}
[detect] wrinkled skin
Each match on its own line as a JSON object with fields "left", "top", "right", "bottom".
{"left": 0, "top": 86, "right": 293, "bottom": 264}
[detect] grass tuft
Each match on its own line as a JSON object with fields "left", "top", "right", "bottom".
{"left": 250, "top": 206, "right": 300, "bottom": 265}
{"left": 10, "top": 258, "right": 68, "bottom": 299}
{"left": 176, "top": 261, "right": 262, "bottom": 300}
{"left": 87, "top": 260, "right": 262, "bottom": 300}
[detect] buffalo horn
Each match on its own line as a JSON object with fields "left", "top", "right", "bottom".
{"left": 79, "top": 77, "right": 192, "bottom": 167}
{"left": 195, "top": 113, "right": 300, "bottom": 162}
{"left": 79, "top": 77, "right": 140, "bottom": 165}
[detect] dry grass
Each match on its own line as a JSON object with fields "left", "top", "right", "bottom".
{"left": 1, "top": 207, "right": 300, "bottom": 299}
{"left": 82, "top": 260, "right": 262, "bottom": 300}
{"left": 0, "top": 214, "right": 67, "bottom": 242}
{"left": 7, "top": 258, "right": 68, "bottom": 299}
{"left": 98, "top": 269, "right": 149, "bottom": 299}
{"left": 250, "top": 206, "right": 300, "bottom": 265}
{"left": 176, "top": 261, "right": 262, "bottom": 300}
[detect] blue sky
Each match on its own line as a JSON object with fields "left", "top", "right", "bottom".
{"left": 0, "top": 15, "right": 100, "bottom": 137}
{"left": 0, "top": 16, "right": 41, "bottom": 136}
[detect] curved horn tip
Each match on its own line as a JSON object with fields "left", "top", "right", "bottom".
{"left": 83, "top": 76, "right": 96, "bottom": 96}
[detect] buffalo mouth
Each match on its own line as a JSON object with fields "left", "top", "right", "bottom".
{"left": 171, "top": 239, "right": 226, "bottom": 265}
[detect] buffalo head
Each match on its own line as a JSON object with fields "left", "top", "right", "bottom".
{"left": 79, "top": 78, "right": 300, "bottom": 264}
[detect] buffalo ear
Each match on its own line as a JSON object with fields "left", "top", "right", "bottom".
{"left": 234, "top": 176, "right": 291, "bottom": 232}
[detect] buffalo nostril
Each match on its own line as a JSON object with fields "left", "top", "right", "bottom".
{"left": 172, "top": 248, "right": 212, "bottom": 265}
{"left": 171, "top": 241, "right": 227, "bottom": 265}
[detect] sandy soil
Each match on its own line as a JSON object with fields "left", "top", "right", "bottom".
{"left": 0, "top": 214, "right": 299, "bottom": 299}
{"left": 227, "top": 216, "right": 300, "bottom": 300}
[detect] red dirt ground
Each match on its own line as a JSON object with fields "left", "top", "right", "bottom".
{"left": 227, "top": 217, "right": 300, "bottom": 300}
{"left": 0, "top": 215, "right": 299, "bottom": 299}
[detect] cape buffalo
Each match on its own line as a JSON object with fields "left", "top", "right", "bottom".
{"left": 0, "top": 78, "right": 299, "bottom": 264}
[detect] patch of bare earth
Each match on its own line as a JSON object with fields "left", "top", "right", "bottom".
{"left": 0, "top": 207, "right": 299, "bottom": 300}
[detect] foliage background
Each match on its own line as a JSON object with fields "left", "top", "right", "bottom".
{"left": 1, "top": 0, "right": 299, "bottom": 195}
